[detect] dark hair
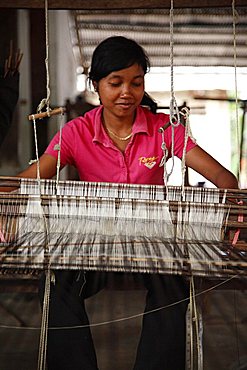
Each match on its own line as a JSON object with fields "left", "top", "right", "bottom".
{"left": 88, "top": 36, "right": 150, "bottom": 83}
{"left": 88, "top": 36, "right": 157, "bottom": 113}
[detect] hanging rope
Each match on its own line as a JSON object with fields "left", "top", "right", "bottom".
{"left": 169, "top": 0, "right": 180, "bottom": 128}
{"left": 54, "top": 116, "right": 64, "bottom": 190}
{"left": 30, "top": 2, "right": 53, "bottom": 369}
{"left": 188, "top": 276, "right": 203, "bottom": 370}
{"left": 168, "top": 1, "right": 181, "bottom": 183}
{"left": 29, "top": 115, "right": 41, "bottom": 183}
{"left": 27, "top": 0, "right": 65, "bottom": 188}
{"left": 168, "top": 1, "right": 197, "bottom": 192}
{"left": 37, "top": 269, "right": 53, "bottom": 370}
{"left": 180, "top": 107, "right": 197, "bottom": 194}
{"left": 37, "top": 0, "right": 51, "bottom": 114}
{"left": 159, "top": 1, "right": 180, "bottom": 185}
{"left": 232, "top": 0, "right": 241, "bottom": 182}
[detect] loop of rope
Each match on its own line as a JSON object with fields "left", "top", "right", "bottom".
{"left": 159, "top": 128, "right": 170, "bottom": 184}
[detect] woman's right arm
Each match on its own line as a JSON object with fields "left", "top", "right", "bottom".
{"left": 18, "top": 153, "right": 58, "bottom": 179}
{"left": 0, "top": 154, "right": 58, "bottom": 192}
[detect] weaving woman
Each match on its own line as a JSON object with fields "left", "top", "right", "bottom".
{"left": 14, "top": 36, "right": 238, "bottom": 370}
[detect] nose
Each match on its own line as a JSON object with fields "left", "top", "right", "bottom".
{"left": 120, "top": 84, "right": 131, "bottom": 97}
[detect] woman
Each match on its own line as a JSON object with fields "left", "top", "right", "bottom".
{"left": 18, "top": 36, "right": 238, "bottom": 370}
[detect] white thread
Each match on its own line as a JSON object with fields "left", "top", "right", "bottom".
{"left": 33, "top": 4, "right": 52, "bottom": 368}
{"left": 169, "top": 0, "right": 180, "bottom": 128}
{"left": 159, "top": 0, "right": 182, "bottom": 186}
{"left": 159, "top": 128, "right": 170, "bottom": 185}
{"left": 38, "top": 269, "right": 51, "bottom": 370}
{"left": 38, "top": 213, "right": 51, "bottom": 370}
{"left": 31, "top": 115, "right": 41, "bottom": 184}
{"left": 180, "top": 107, "right": 196, "bottom": 193}
{"left": 55, "top": 112, "right": 64, "bottom": 191}
{"left": 37, "top": 0, "right": 51, "bottom": 114}
{"left": 189, "top": 277, "right": 203, "bottom": 370}
{"left": 29, "top": 159, "right": 38, "bottom": 165}
{"left": 0, "top": 275, "right": 239, "bottom": 331}
{"left": 168, "top": 1, "right": 180, "bottom": 184}
{"left": 232, "top": 0, "right": 241, "bottom": 182}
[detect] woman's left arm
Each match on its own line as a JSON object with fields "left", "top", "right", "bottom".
{"left": 185, "top": 145, "right": 239, "bottom": 189}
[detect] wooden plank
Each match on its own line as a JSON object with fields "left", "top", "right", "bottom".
{"left": 0, "top": 0, "right": 247, "bottom": 10}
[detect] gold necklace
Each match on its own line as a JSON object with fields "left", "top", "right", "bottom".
{"left": 106, "top": 127, "right": 133, "bottom": 141}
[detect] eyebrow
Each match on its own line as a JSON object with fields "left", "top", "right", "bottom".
{"left": 109, "top": 74, "right": 144, "bottom": 79}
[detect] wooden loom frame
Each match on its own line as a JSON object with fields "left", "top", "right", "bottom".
{"left": 0, "top": 0, "right": 247, "bottom": 9}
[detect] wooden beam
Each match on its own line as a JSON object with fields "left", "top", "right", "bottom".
{"left": 0, "top": 0, "right": 247, "bottom": 10}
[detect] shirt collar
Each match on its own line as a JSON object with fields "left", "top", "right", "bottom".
{"left": 93, "top": 105, "right": 150, "bottom": 144}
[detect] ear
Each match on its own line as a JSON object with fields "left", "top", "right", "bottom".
{"left": 93, "top": 82, "right": 98, "bottom": 92}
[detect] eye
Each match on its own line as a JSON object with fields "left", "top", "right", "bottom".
{"left": 110, "top": 82, "right": 121, "bottom": 87}
{"left": 132, "top": 82, "right": 143, "bottom": 87}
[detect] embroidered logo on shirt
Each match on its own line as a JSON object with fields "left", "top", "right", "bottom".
{"left": 139, "top": 156, "right": 158, "bottom": 169}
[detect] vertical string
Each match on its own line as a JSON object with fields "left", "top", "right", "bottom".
{"left": 180, "top": 108, "right": 196, "bottom": 194}
{"left": 54, "top": 113, "right": 64, "bottom": 191}
{"left": 162, "top": 0, "right": 181, "bottom": 184}
{"left": 232, "top": 0, "right": 241, "bottom": 181}
{"left": 30, "top": 116, "right": 41, "bottom": 189}
{"left": 30, "top": 0, "right": 51, "bottom": 186}
{"left": 37, "top": 0, "right": 51, "bottom": 114}
{"left": 169, "top": 0, "right": 180, "bottom": 127}
{"left": 231, "top": 6, "right": 241, "bottom": 362}
{"left": 37, "top": 269, "right": 51, "bottom": 370}
{"left": 181, "top": 110, "right": 190, "bottom": 196}
{"left": 189, "top": 277, "right": 203, "bottom": 370}
{"left": 37, "top": 207, "right": 52, "bottom": 370}
{"left": 159, "top": 128, "right": 169, "bottom": 186}
{"left": 30, "top": 114, "right": 52, "bottom": 370}
{"left": 36, "top": 2, "right": 52, "bottom": 369}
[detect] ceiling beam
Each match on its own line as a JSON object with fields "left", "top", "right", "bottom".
{"left": 0, "top": 0, "right": 247, "bottom": 10}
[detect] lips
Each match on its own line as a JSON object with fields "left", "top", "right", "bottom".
{"left": 117, "top": 102, "right": 133, "bottom": 108}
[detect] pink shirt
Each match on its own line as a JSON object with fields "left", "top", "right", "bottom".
{"left": 45, "top": 105, "right": 196, "bottom": 185}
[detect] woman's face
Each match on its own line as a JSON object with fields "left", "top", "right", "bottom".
{"left": 95, "top": 63, "right": 145, "bottom": 121}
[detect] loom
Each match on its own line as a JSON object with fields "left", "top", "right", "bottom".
{"left": 0, "top": 177, "right": 246, "bottom": 277}
{"left": 1, "top": 3, "right": 247, "bottom": 370}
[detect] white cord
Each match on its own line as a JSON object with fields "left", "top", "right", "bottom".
{"left": 232, "top": 0, "right": 241, "bottom": 182}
